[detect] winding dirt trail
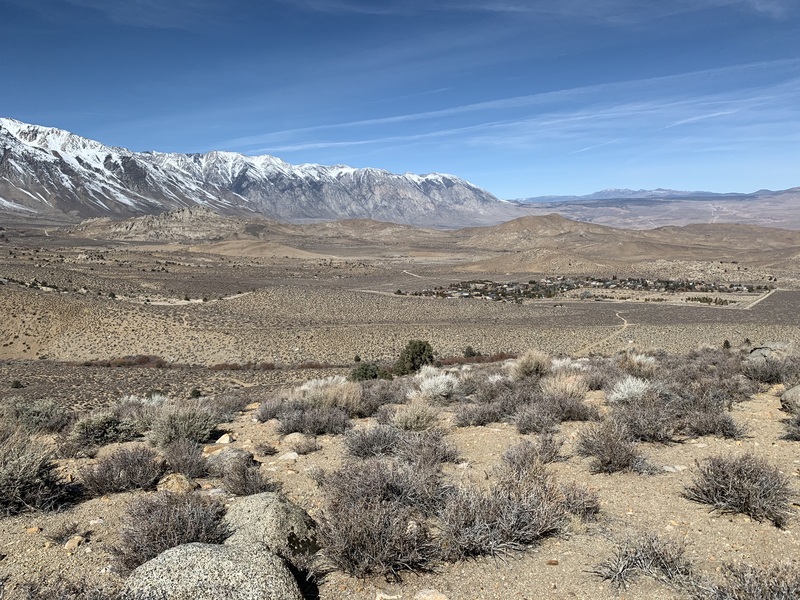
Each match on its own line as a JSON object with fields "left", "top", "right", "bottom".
{"left": 575, "top": 311, "right": 629, "bottom": 356}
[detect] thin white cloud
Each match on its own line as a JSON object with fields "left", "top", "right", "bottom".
{"left": 62, "top": 0, "right": 224, "bottom": 29}
{"left": 220, "top": 58, "right": 800, "bottom": 150}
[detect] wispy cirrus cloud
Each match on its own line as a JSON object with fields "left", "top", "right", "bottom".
{"left": 278, "top": 0, "right": 795, "bottom": 20}
{"left": 220, "top": 58, "right": 800, "bottom": 152}
{"left": 62, "top": 0, "right": 227, "bottom": 29}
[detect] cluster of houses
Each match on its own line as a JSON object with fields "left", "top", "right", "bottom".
{"left": 402, "top": 276, "right": 773, "bottom": 303}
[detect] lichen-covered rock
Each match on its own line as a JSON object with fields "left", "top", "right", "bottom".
{"left": 121, "top": 543, "right": 302, "bottom": 600}
{"left": 205, "top": 447, "right": 255, "bottom": 476}
{"left": 781, "top": 385, "right": 800, "bottom": 415}
{"left": 224, "top": 492, "right": 318, "bottom": 560}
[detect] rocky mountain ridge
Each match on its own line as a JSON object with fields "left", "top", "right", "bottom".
{"left": 0, "top": 118, "right": 521, "bottom": 228}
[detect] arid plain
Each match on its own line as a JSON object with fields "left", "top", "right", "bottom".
{"left": 1, "top": 208, "right": 800, "bottom": 599}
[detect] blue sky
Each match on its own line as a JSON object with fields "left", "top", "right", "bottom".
{"left": 1, "top": 0, "right": 798, "bottom": 197}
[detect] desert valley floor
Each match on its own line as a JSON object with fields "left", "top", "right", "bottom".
{"left": 1, "top": 210, "right": 800, "bottom": 599}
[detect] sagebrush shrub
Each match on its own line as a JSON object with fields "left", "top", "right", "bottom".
{"left": 162, "top": 438, "right": 208, "bottom": 478}
{"left": 438, "top": 460, "right": 566, "bottom": 560}
{"left": 1, "top": 397, "right": 73, "bottom": 433}
{"left": 508, "top": 349, "right": 551, "bottom": 380}
{"left": 221, "top": 460, "right": 277, "bottom": 496}
{"left": 515, "top": 404, "right": 558, "bottom": 435}
{"left": 412, "top": 371, "right": 460, "bottom": 404}
{"left": 612, "top": 389, "right": 678, "bottom": 443}
{"left": 69, "top": 412, "right": 140, "bottom": 448}
{"left": 113, "top": 491, "right": 230, "bottom": 571}
{"left": 344, "top": 425, "right": 401, "bottom": 458}
{"left": 149, "top": 403, "right": 218, "bottom": 447}
{"left": 80, "top": 445, "right": 165, "bottom": 497}
{"left": 277, "top": 406, "right": 351, "bottom": 436}
{"left": 560, "top": 481, "right": 600, "bottom": 521}
{"left": 453, "top": 402, "right": 505, "bottom": 427}
{"left": 19, "top": 575, "right": 120, "bottom": 600}
{"left": 606, "top": 376, "right": 652, "bottom": 405}
{"left": 576, "top": 420, "right": 650, "bottom": 474}
{"left": 684, "top": 453, "right": 794, "bottom": 527}
{"left": 0, "top": 427, "right": 70, "bottom": 515}
{"left": 392, "top": 402, "right": 438, "bottom": 431}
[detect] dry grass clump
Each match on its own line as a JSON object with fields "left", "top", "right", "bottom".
{"left": 592, "top": 530, "right": 692, "bottom": 589}
{"left": 0, "top": 427, "right": 70, "bottom": 515}
{"left": 684, "top": 453, "right": 794, "bottom": 527}
{"left": 113, "top": 491, "right": 230, "bottom": 571}
{"left": 576, "top": 420, "right": 651, "bottom": 474}
{"left": 80, "top": 445, "right": 165, "bottom": 497}
{"left": 693, "top": 561, "right": 800, "bottom": 599}
{"left": 508, "top": 349, "right": 551, "bottom": 381}
{"left": 616, "top": 350, "right": 660, "bottom": 378}
{"left": 162, "top": 438, "right": 208, "bottom": 478}
{"left": 391, "top": 401, "right": 439, "bottom": 431}
{"left": 560, "top": 481, "right": 600, "bottom": 521}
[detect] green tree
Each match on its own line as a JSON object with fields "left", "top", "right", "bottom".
{"left": 393, "top": 340, "right": 434, "bottom": 376}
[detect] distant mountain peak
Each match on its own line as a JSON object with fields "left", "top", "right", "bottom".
{"left": 0, "top": 117, "right": 523, "bottom": 227}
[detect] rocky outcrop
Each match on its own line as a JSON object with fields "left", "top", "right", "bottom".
{"left": 121, "top": 543, "right": 303, "bottom": 600}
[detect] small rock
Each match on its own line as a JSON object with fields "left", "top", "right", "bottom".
{"left": 64, "top": 535, "right": 85, "bottom": 552}
{"left": 25, "top": 526, "right": 41, "bottom": 535}
{"left": 206, "top": 447, "right": 256, "bottom": 476}
{"left": 216, "top": 433, "right": 233, "bottom": 444}
{"left": 278, "top": 452, "right": 299, "bottom": 461}
{"left": 663, "top": 466, "right": 678, "bottom": 473}
{"left": 245, "top": 402, "right": 260, "bottom": 411}
{"left": 546, "top": 559, "right": 559, "bottom": 566}
{"left": 414, "top": 591, "right": 449, "bottom": 600}
{"left": 375, "top": 594, "right": 401, "bottom": 600}
{"left": 158, "top": 473, "right": 199, "bottom": 494}
{"left": 673, "top": 465, "right": 688, "bottom": 472}
{"left": 202, "top": 444, "right": 226, "bottom": 456}
{"left": 781, "top": 385, "right": 800, "bottom": 415}
{"left": 89, "top": 518, "right": 104, "bottom": 526}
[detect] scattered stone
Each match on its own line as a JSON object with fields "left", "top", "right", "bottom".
{"left": 89, "top": 518, "right": 104, "bottom": 526}
{"left": 245, "top": 402, "right": 260, "bottom": 411}
{"left": 414, "top": 590, "right": 449, "bottom": 600}
{"left": 158, "top": 473, "right": 199, "bottom": 494}
{"left": 216, "top": 433, "right": 233, "bottom": 444}
{"left": 278, "top": 452, "right": 299, "bottom": 462}
{"left": 546, "top": 559, "right": 559, "bottom": 566}
{"left": 206, "top": 447, "right": 256, "bottom": 476}
{"left": 202, "top": 443, "right": 225, "bottom": 456}
{"left": 781, "top": 385, "right": 800, "bottom": 415}
{"left": 747, "top": 342, "right": 793, "bottom": 364}
{"left": 64, "top": 535, "right": 85, "bottom": 552}
{"left": 122, "top": 543, "right": 303, "bottom": 600}
{"left": 224, "top": 492, "right": 319, "bottom": 560}
{"left": 25, "top": 526, "right": 41, "bottom": 535}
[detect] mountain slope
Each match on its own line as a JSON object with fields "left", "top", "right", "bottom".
{"left": 0, "top": 118, "right": 521, "bottom": 227}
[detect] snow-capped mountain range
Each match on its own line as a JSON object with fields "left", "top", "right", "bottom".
{"left": 0, "top": 118, "right": 521, "bottom": 227}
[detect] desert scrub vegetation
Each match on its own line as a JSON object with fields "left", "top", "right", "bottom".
{"left": 592, "top": 530, "right": 693, "bottom": 589}
{"left": 18, "top": 575, "right": 121, "bottom": 600}
{"left": 114, "top": 491, "right": 231, "bottom": 571}
{"left": 576, "top": 420, "right": 652, "bottom": 474}
{"left": 80, "top": 445, "right": 165, "bottom": 497}
{"left": 161, "top": 438, "right": 208, "bottom": 478}
{"left": 0, "top": 397, "right": 73, "bottom": 433}
{"left": 0, "top": 426, "right": 71, "bottom": 515}
{"left": 684, "top": 453, "right": 794, "bottom": 527}
{"left": 692, "top": 561, "right": 800, "bottom": 599}
{"left": 408, "top": 365, "right": 461, "bottom": 404}
{"left": 508, "top": 349, "right": 551, "bottom": 380}
{"left": 221, "top": 459, "right": 277, "bottom": 496}
{"left": 393, "top": 339, "right": 435, "bottom": 376}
